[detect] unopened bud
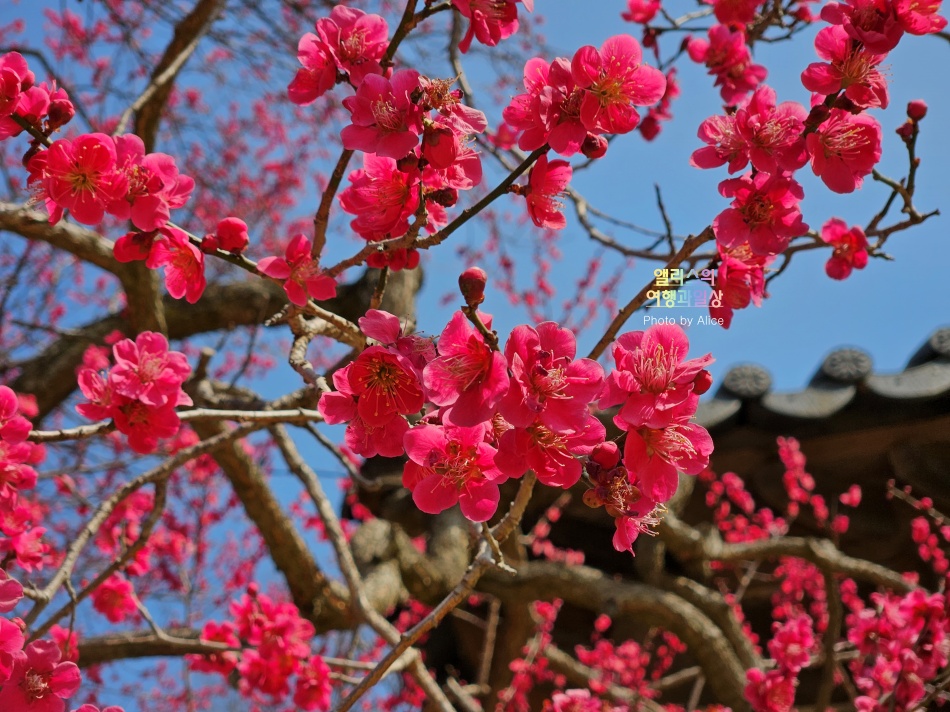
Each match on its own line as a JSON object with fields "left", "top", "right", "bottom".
{"left": 428, "top": 187, "right": 458, "bottom": 207}
{"left": 583, "top": 489, "right": 604, "bottom": 508}
{"left": 200, "top": 234, "right": 219, "bottom": 253}
{"left": 693, "top": 369, "right": 713, "bottom": 395}
{"left": 396, "top": 153, "right": 419, "bottom": 172}
{"left": 895, "top": 121, "right": 914, "bottom": 140}
{"left": 581, "top": 133, "right": 608, "bottom": 159}
{"left": 590, "top": 441, "right": 621, "bottom": 470}
{"left": 458, "top": 266, "right": 487, "bottom": 307}
{"left": 907, "top": 99, "right": 927, "bottom": 121}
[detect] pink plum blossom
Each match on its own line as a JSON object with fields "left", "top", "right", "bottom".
{"left": 318, "top": 364, "right": 410, "bottom": 459}
{"left": 316, "top": 5, "right": 389, "bottom": 84}
{"left": 347, "top": 346, "right": 424, "bottom": 427}
{"left": 710, "top": 248, "right": 771, "bottom": 328}
{"left": 110, "top": 331, "right": 191, "bottom": 408}
{"left": 146, "top": 226, "right": 207, "bottom": 304}
{"left": 820, "top": 217, "right": 869, "bottom": 279}
{"left": 341, "top": 70, "right": 423, "bottom": 159}
{"left": 91, "top": 575, "right": 138, "bottom": 624}
{"left": 499, "top": 322, "right": 604, "bottom": 431}
{"left": 571, "top": 34, "right": 666, "bottom": 135}
{"left": 821, "top": 0, "right": 904, "bottom": 53}
{"left": 599, "top": 324, "right": 714, "bottom": 429}
{"left": 806, "top": 109, "right": 882, "bottom": 193}
{"left": 453, "top": 0, "right": 525, "bottom": 54}
{"left": 43, "top": 133, "right": 127, "bottom": 226}
{"left": 0, "top": 386, "right": 31, "bottom": 443}
{"left": 496, "top": 414, "right": 605, "bottom": 487}
{"left": 423, "top": 311, "right": 509, "bottom": 427}
{"left": 895, "top": 0, "right": 947, "bottom": 34}
{"left": 524, "top": 154, "right": 571, "bottom": 230}
{"left": 503, "top": 57, "right": 588, "bottom": 156}
{"left": 687, "top": 25, "right": 768, "bottom": 104}
{"left": 0, "top": 570, "right": 24, "bottom": 612}
{"left": 257, "top": 234, "right": 336, "bottom": 306}
{"left": 402, "top": 423, "right": 505, "bottom": 521}
{"left": 339, "top": 154, "right": 420, "bottom": 241}
{"left": 622, "top": 0, "right": 662, "bottom": 23}
{"left": 215, "top": 217, "right": 249, "bottom": 253}
{"left": 108, "top": 134, "right": 194, "bottom": 231}
{"left": 624, "top": 400, "right": 714, "bottom": 502}
{"left": 0, "top": 52, "right": 33, "bottom": 117}
{"left": 0, "top": 641, "right": 81, "bottom": 712}
{"left": 692, "top": 86, "right": 807, "bottom": 174}
{"left": 713, "top": 172, "right": 808, "bottom": 255}
{"left": 801, "top": 26, "right": 889, "bottom": 109}
{"left": 287, "top": 34, "right": 336, "bottom": 105}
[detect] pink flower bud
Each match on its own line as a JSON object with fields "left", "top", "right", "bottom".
{"left": 581, "top": 133, "right": 608, "bottom": 159}
{"left": 590, "top": 441, "right": 621, "bottom": 469}
{"left": 907, "top": 99, "right": 928, "bottom": 121}
{"left": 693, "top": 369, "right": 714, "bottom": 395}
{"left": 215, "top": 217, "right": 249, "bottom": 253}
{"left": 200, "top": 234, "right": 219, "bottom": 253}
{"left": 458, "top": 266, "right": 487, "bottom": 306}
{"left": 895, "top": 121, "right": 914, "bottom": 140}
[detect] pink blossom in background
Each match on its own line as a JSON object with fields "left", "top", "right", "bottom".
{"left": 453, "top": 0, "right": 523, "bottom": 54}
{"left": 622, "top": 0, "right": 661, "bottom": 23}
{"left": 91, "top": 575, "right": 138, "bottom": 624}
{"left": 110, "top": 332, "right": 191, "bottom": 408}
{"left": 257, "top": 234, "right": 336, "bottom": 306}
{"left": 687, "top": 24, "right": 768, "bottom": 104}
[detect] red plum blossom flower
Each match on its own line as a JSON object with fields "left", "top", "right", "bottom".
{"left": 146, "top": 226, "right": 207, "bottom": 304}
{"left": 820, "top": 218, "right": 869, "bottom": 279}
{"left": 257, "top": 234, "right": 336, "bottom": 306}
{"left": 43, "top": 133, "right": 126, "bottom": 226}
{"left": 801, "top": 26, "right": 889, "bottom": 109}
{"left": 806, "top": 109, "right": 882, "bottom": 193}
{"left": 402, "top": 423, "right": 506, "bottom": 521}
{"left": 453, "top": 0, "right": 526, "bottom": 54}
{"left": 571, "top": 34, "right": 666, "bottom": 135}
{"left": 423, "top": 311, "right": 509, "bottom": 427}
{"left": 0, "top": 641, "right": 81, "bottom": 712}
{"left": 341, "top": 70, "right": 423, "bottom": 159}
{"left": 713, "top": 172, "right": 808, "bottom": 255}
{"left": 687, "top": 25, "right": 768, "bottom": 104}
{"left": 524, "top": 154, "right": 572, "bottom": 230}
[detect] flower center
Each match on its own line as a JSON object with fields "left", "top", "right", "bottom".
{"left": 371, "top": 97, "right": 404, "bottom": 132}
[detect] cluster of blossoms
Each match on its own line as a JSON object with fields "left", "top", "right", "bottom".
{"left": 21, "top": 131, "right": 194, "bottom": 229}
{"left": 503, "top": 35, "right": 666, "bottom": 159}
{"left": 189, "top": 587, "right": 331, "bottom": 711}
{"left": 288, "top": 7, "right": 492, "bottom": 269}
{"left": 683, "top": 0, "right": 945, "bottom": 328}
{"left": 0, "top": 52, "right": 74, "bottom": 141}
{"left": 0, "top": 388, "right": 50, "bottom": 573}
{"left": 0, "top": 571, "right": 111, "bottom": 712}
{"left": 76, "top": 332, "right": 192, "bottom": 454}
{"left": 319, "top": 273, "right": 713, "bottom": 552}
